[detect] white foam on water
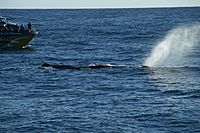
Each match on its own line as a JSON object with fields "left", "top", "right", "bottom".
{"left": 144, "top": 23, "right": 200, "bottom": 67}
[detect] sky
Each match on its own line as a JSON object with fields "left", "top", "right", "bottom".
{"left": 0, "top": 0, "right": 200, "bottom": 9}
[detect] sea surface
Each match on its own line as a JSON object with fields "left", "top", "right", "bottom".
{"left": 0, "top": 7, "right": 200, "bottom": 132}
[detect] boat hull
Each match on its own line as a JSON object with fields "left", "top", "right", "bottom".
{"left": 0, "top": 33, "right": 37, "bottom": 49}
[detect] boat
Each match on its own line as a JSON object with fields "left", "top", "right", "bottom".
{"left": 0, "top": 17, "right": 38, "bottom": 49}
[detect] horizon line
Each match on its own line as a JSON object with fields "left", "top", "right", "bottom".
{"left": 0, "top": 5, "right": 199, "bottom": 9}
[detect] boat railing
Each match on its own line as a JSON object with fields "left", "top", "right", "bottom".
{"left": 0, "top": 17, "right": 37, "bottom": 34}
{"left": 0, "top": 23, "right": 37, "bottom": 34}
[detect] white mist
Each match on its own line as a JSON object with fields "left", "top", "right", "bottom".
{"left": 144, "top": 23, "right": 200, "bottom": 67}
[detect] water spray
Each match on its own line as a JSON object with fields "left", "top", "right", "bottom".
{"left": 144, "top": 23, "right": 200, "bottom": 67}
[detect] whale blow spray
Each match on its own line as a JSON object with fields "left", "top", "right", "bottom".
{"left": 144, "top": 23, "right": 200, "bottom": 67}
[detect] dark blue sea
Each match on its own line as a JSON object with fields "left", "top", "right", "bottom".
{"left": 0, "top": 7, "right": 200, "bottom": 132}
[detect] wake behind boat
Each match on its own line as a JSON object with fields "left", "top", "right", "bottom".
{"left": 0, "top": 17, "right": 38, "bottom": 49}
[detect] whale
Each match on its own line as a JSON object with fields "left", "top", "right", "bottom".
{"left": 42, "top": 63, "right": 81, "bottom": 70}
{"left": 41, "top": 63, "right": 131, "bottom": 70}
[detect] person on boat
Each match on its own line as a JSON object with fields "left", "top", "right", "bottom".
{"left": 20, "top": 24, "right": 24, "bottom": 31}
{"left": 28, "top": 22, "right": 32, "bottom": 31}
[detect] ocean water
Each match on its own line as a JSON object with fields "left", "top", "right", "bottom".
{"left": 0, "top": 7, "right": 200, "bottom": 132}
